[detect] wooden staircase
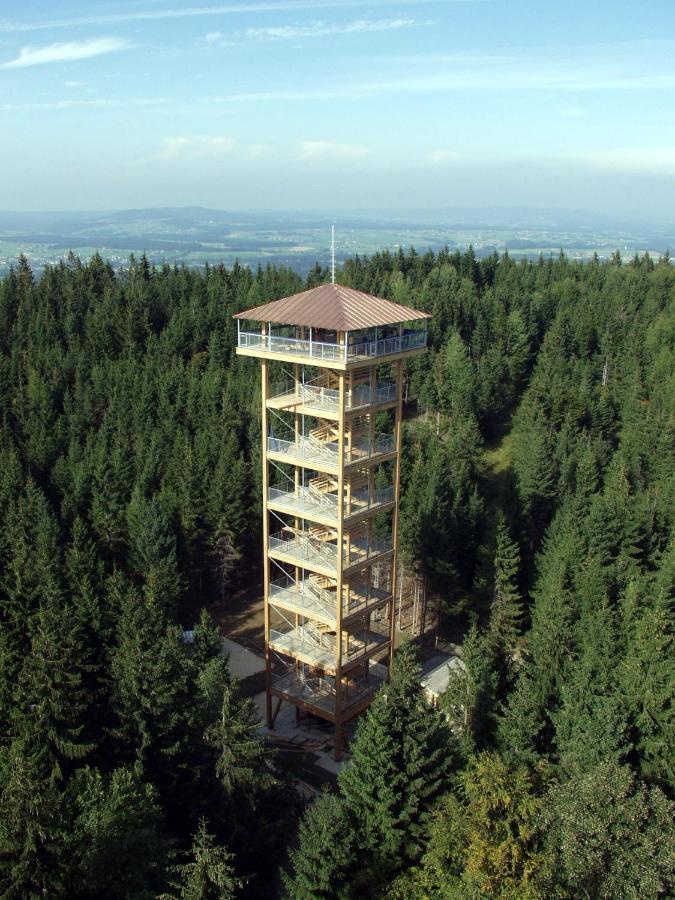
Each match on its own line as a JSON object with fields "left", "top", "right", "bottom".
{"left": 309, "top": 524, "right": 338, "bottom": 543}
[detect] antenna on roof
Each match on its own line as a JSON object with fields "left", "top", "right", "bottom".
{"left": 331, "top": 225, "right": 336, "bottom": 285}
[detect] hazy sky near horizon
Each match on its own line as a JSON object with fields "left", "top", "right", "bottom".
{"left": 1, "top": 0, "right": 674, "bottom": 218}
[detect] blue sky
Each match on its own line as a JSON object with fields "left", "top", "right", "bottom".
{"left": 1, "top": 0, "right": 674, "bottom": 216}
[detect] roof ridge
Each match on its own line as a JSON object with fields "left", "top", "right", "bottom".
{"left": 334, "top": 284, "right": 355, "bottom": 301}
{"left": 234, "top": 280, "right": 430, "bottom": 329}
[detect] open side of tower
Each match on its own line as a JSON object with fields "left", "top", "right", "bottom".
{"left": 234, "top": 283, "right": 430, "bottom": 758}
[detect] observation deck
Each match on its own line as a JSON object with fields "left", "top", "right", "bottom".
{"left": 267, "top": 431, "right": 396, "bottom": 474}
{"left": 235, "top": 282, "right": 429, "bottom": 370}
{"left": 267, "top": 483, "right": 395, "bottom": 528}
{"left": 269, "top": 577, "right": 391, "bottom": 628}
{"left": 267, "top": 378, "right": 397, "bottom": 419}
{"left": 268, "top": 527, "right": 393, "bottom": 578}
{"left": 271, "top": 659, "right": 388, "bottom": 723}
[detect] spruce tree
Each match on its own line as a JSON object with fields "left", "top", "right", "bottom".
{"left": 0, "top": 739, "right": 66, "bottom": 899}
{"left": 618, "top": 564, "right": 675, "bottom": 788}
{"left": 174, "top": 819, "right": 241, "bottom": 900}
{"left": 0, "top": 480, "right": 62, "bottom": 714}
{"left": 339, "top": 642, "right": 454, "bottom": 888}
{"left": 126, "top": 490, "right": 182, "bottom": 612}
{"left": 512, "top": 398, "right": 556, "bottom": 548}
{"left": 110, "top": 581, "right": 196, "bottom": 817}
{"left": 488, "top": 515, "right": 524, "bottom": 666}
{"left": 553, "top": 600, "right": 628, "bottom": 777}
{"left": 11, "top": 594, "right": 95, "bottom": 784}
{"left": 66, "top": 766, "right": 171, "bottom": 898}
{"left": 543, "top": 759, "right": 675, "bottom": 899}
{"left": 208, "top": 679, "right": 274, "bottom": 801}
{"left": 283, "top": 793, "right": 356, "bottom": 900}
{"left": 441, "top": 625, "right": 497, "bottom": 756}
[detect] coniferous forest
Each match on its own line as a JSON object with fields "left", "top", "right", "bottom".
{"left": 0, "top": 248, "right": 673, "bottom": 898}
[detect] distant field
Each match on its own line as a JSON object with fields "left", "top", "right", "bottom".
{"left": 0, "top": 207, "right": 672, "bottom": 276}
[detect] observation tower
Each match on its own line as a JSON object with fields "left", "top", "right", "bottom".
{"left": 234, "top": 282, "right": 430, "bottom": 757}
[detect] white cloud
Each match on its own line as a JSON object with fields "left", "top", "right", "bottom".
{"left": 0, "top": 2, "right": 477, "bottom": 33}
{"left": 299, "top": 140, "right": 370, "bottom": 160}
{"left": 558, "top": 104, "right": 588, "bottom": 119}
{"left": 64, "top": 79, "right": 85, "bottom": 88}
{"left": 159, "top": 135, "right": 235, "bottom": 159}
{"left": 0, "top": 37, "right": 130, "bottom": 69}
{"left": 427, "top": 149, "right": 463, "bottom": 165}
{"left": 574, "top": 147, "right": 675, "bottom": 175}
{"left": 0, "top": 96, "right": 169, "bottom": 112}
{"left": 248, "top": 143, "right": 274, "bottom": 159}
{"left": 205, "top": 31, "right": 224, "bottom": 44}
{"left": 245, "top": 17, "right": 416, "bottom": 40}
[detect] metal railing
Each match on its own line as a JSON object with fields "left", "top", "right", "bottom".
{"left": 348, "top": 484, "right": 395, "bottom": 515}
{"left": 269, "top": 624, "right": 387, "bottom": 666}
{"left": 238, "top": 329, "right": 427, "bottom": 361}
{"left": 271, "top": 658, "right": 388, "bottom": 711}
{"left": 269, "top": 574, "right": 392, "bottom": 623}
{"left": 267, "top": 483, "right": 394, "bottom": 519}
{"left": 349, "top": 331, "right": 427, "bottom": 358}
{"left": 268, "top": 528, "right": 393, "bottom": 571}
{"left": 269, "top": 530, "right": 338, "bottom": 569}
{"left": 346, "top": 535, "right": 393, "bottom": 567}
{"left": 238, "top": 332, "right": 343, "bottom": 360}
{"left": 268, "top": 380, "right": 397, "bottom": 412}
{"left": 268, "top": 432, "right": 395, "bottom": 466}
{"left": 268, "top": 484, "right": 338, "bottom": 517}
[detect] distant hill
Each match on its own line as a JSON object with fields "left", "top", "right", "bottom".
{"left": 0, "top": 206, "right": 672, "bottom": 276}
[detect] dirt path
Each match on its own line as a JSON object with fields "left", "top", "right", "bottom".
{"left": 211, "top": 580, "right": 266, "bottom": 653}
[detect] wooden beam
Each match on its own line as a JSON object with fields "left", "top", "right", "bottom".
{"left": 334, "top": 368, "right": 347, "bottom": 760}
{"left": 271, "top": 697, "right": 283, "bottom": 727}
{"left": 261, "top": 348, "right": 273, "bottom": 729}
{"left": 388, "top": 359, "right": 404, "bottom": 672}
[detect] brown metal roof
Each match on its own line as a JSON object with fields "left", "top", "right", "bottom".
{"left": 233, "top": 283, "right": 430, "bottom": 331}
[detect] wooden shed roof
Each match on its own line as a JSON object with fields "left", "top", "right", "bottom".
{"left": 234, "top": 283, "right": 430, "bottom": 331}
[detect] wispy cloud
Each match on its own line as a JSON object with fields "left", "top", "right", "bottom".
{"left": 575, "top": 147, "right": 675, "bottom": 175}
{"left": 0, "top": 37, "right": 130, "bottom": 69}
{"left": 205, "top": 31, "right": 224, "bottom": 44}
{"left": 247, "top": 143, "right": 274, "bottom": 159}
{"left": 245, "top": 17, "right": 416, "bottom": 41}
{"left": 0, "top": 1, "right": 481, "bottom": 33}
{"left": 0, "top": 97, "right": 171, "bottom": 112}
{"left": 299, "top": 140, "right": 370, "bottom": 160}
{"left": 557, "top": 104, "right": 588, "bottom": 119}
{"left": 159, "top": 136, "right": 235, "bottom": 159}
{"left": 427, "top": 149, "right": 463, "bottom": 165}
{"left": 201, "top": 62, "right": 675, "bottom": 105}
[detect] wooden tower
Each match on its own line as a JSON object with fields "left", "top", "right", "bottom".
{"left": 234, "top": 283, "right": 429, "bottom": 757}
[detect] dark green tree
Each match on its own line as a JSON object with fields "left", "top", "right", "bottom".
{"left": 339, "top": 642, "right": 454, "bottom": 888}
{"left": 173, "top": 819, "right": 241, "bottom": 900}
{"left": 66, "top": 766, "right": 171, "bottom": 899}
{"left": 543, "top": 759, "right": 675, "bottom": 899}
{"left": 283, "top": 793, "right": 357, "bottom": 900}
{"left": 488, "top": 515, "right": 524, "bottom": 665}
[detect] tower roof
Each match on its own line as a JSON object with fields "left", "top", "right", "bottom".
{"left": 234, "top": 283, "right": 430, "bottom": 332}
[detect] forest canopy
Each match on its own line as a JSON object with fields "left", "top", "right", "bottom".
{"left": 0, "top": 247, "right": 673, "bottom": 898}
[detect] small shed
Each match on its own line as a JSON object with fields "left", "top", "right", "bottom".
{"left": 420, "top": 653, "right": 465, "bottom": 705}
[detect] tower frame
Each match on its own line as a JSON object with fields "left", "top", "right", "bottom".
{"left": 234, "top": 284, "right": 429, "bottom": 757}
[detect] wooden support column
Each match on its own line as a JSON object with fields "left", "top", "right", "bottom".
{"left": 294, "top": 365, "right": 302, "bottom": 645}
{"left": 334, "top": 369, "right": 346, "bottom": 760}
{"left": 261, "top": 346, "right": 273, "bottom": 728}
{"left": 388, "top": 359, "right": 404, "bottom": 673}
